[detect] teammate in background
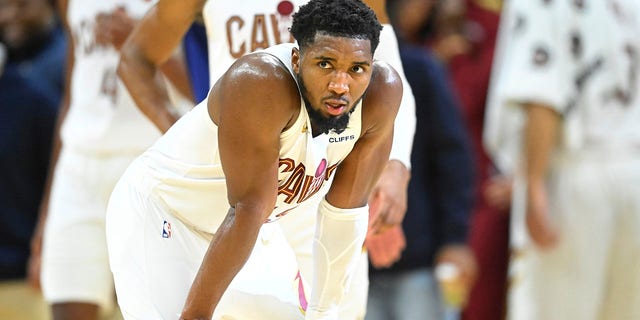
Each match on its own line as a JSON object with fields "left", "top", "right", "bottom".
{"left": 106, "top": 0, "right": 402, "bottom": 318}
{"left": 30, "top": 1, "right": 191, "bottom": 319}
{"left": 487, "top": 1, "right": 640, "bottom": 319}
{"left": 118, "top": 0, "right": 415, "bottom": 318}
{"left": 0, "top": 0, "right": 65, "bottom": 318}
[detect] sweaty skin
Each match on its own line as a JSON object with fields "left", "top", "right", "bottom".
{"left": 176, "top": 33, "right": 402, "bottom": 318}
{"left": 117, "top": 0, "right": 411, "bottom": 236}
{"left": 116, "top": 4, "right": 411, "bottom": 316}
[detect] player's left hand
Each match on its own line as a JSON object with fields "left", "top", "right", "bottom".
{"left": 365, "top": 225, "right": 406, "bottom": 268}
{"left": 367, "top": 160, "right": 410, "bottom": 234}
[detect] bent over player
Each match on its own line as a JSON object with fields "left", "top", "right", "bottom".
{"left": 105, "top": 0, "right": 402, "bottom": 319}
{"left": 118, "top": 0, "right": 416, "bottom": 317}
{"left": 117, "top": 0, "right": 415, "bottom": 317}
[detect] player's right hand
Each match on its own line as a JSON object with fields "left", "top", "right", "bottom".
{"left": 365, "top": 225, "right": 406, "bottom": 269}
{"left": 367, "top": 160, "right": 409, "bottom": 234}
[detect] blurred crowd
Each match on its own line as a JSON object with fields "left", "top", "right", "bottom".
{"left": 1, "top": 0, "right": 639, "bottom": 319}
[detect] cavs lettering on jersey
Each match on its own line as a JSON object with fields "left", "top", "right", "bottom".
{"left": 204, "top": 0, "right": 310, "bottom": 83}
{"left": 140, "top": 43, "right": 362, "bottom": 234}
{"left": 60, "top": 0, "right": 160, "bottom": 154}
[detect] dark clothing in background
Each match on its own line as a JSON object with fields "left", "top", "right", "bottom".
{"left": 6, "top": 22, "right": 66, "bottom": 105}
{"left": 371, "top": 42, "right": 474, "bottom": 275}
{"left": 0, "top": 22, "right": 65, "bottom": 280}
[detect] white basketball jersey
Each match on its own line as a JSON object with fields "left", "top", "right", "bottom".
{"left": 141, "top": 43, "right": 362, "bottom": 234}
{"left": 203, "top": 0, "right": 416, "bottom": 167}
{"left": 203, "top": 0, "right": 303, "bottom": 83}
{"left": 61, "top": 0, "right": 160, "bottom": 154}
{"left": 489, "top": 0, "right": 640, "bottom": 152}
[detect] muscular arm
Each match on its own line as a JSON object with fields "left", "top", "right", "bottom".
{"left": 179, "top": 54, "right": 299, "bottom": 319}
{"left": 307, "top": 62, "right": 402, "bottom": 318}
{"left": 117, "top": 0, "right": 205, "bottom": 133}
{"left": 328, "top": 62, "right": 402, "bottom": 208}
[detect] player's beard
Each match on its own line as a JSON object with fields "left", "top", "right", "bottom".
{"left": 297, "top": 73, "right": 354, "bottom": 135}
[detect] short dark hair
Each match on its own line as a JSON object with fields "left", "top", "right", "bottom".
{"left": 290, "top": 0, "right": 383, "bottom": 54}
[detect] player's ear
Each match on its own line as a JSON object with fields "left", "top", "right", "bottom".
{"left": 292, "top": 47, "right": 300, "bottom": 74}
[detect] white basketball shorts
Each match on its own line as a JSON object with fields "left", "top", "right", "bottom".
{"left": 106, "top": 159, "right": 306, "bottom": 319}
{"left": 508, "top": 152, "right": 640, "bottom": 320}
{"left": 41, "top": 147, "right": 140, "bottom": 310}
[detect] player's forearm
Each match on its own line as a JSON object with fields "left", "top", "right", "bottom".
{"left": 180, "top": 207, "right": 264, "bottom": 319}
{"left": 523, "top": 103, "right": 561, "bottom": 186}
{"left": 118, "top": 1, "right": 203, "bottom": 132}
{"left": 118, "top": 46, "right": 178, "bottom": 133}
{"left": 309, "top": 127, "right": 393, "bottom": 317}
{"left": 306, "top": 200, "right": 368, "bottom": 319}
{"left": 159, "top": 51, "right": 194, "bottom": 103}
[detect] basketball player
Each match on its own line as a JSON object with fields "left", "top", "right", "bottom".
{"left": 32, "top": 1, "right": 191, "bottom": 319}
{"left": 486, "top": 1, "right": 640, "bottom": 319}
{"left": 118, "top": 0, "right": 415, "bottom": 318}
{"left": 106, "top": 0, "right": 402, "bottom": 318}
{"left": 118, "top": 0, "right": 414, "bottom": 234}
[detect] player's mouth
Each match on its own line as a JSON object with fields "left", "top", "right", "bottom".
{"left": 324, "top": 99, "right": 347, "bottom": 116}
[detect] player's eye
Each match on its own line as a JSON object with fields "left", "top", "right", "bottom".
{"left": 318, "top": 61, "right": 332, "bottom": 69}
{"left": 351, "top": 65, "right": 365, "bottom": 73}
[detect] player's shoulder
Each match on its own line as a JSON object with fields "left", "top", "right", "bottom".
{"left": 214, "top": 51, "right": 298, "bottom": 106}
{"left": 365, "top": 60, "right": 403, "bottom": 112}
{"left": 371, "top": 61, "right": 402, "bottom": 92}
{"left": 211, "top": 51, "right": 300, "bottom": 124}
{"left": 223, "top": 52, "right": 295, "bottom": 88}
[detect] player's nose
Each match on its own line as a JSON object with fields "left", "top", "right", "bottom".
{"left": 328, "top": 72, "right": 349, "bottom": 95}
